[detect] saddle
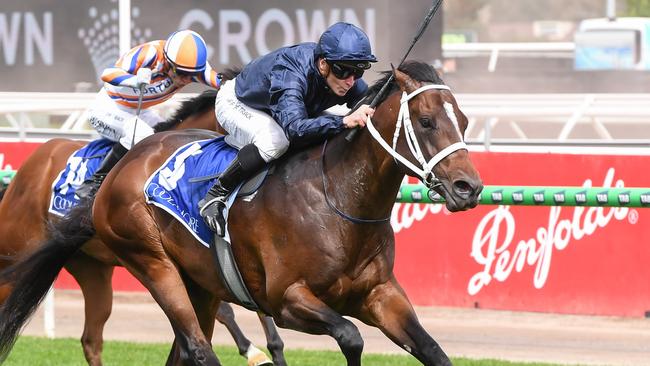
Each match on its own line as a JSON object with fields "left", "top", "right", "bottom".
{"left": 144, "top": 136, "right": 268, "bottom": 310}
{"left": 49, "top": 139, "right": 114, "bottom": 216}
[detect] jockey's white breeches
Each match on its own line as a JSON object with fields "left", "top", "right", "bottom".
{"left": 87, "top": 89, "right": 163, "bottom": 149}
{"left": 215, "top": 79, "right": 289, "bottom": 162}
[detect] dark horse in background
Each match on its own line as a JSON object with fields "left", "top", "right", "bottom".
{"left": 0, "top": 80, "right": 283, "bottom": 366}
{"left": 0, "top": 61, "right": 482, "bottom": 365}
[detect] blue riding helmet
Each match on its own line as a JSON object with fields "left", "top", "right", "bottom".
{"left": 317, "top": 22, "right": 377, "bottom": 66}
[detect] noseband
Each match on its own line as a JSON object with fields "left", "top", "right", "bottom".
{"left": 365, "top": 83, "right": 467, "bottom": 188}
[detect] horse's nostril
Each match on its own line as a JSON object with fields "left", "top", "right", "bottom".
{"left": 453, "top": 180, "right": 474, "bottom": 199}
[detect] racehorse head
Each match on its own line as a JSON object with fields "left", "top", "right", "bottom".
{"left": 363, "top": 61, "right": 482, "bottom": 211}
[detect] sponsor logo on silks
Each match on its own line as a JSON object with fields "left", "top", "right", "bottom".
{"left": 490, "top": 190, "right": 503, "bottom": 203}
{"left": 617, "top": 192, "right": 631, "bottom": 205}
{"left": 575, "top": 191, "right": 588, "bottom": 205}
{"left": 553, "top": 191, "right": 565, "bottom": 204}
{"left": 596, "top": 191, "right": 609, "bottom": 204}
{"left": 533, "top": 191, "right": 545, "bottom": 204}
{"left": 640, "top": 193, "right": 650, "bottom": 205}
{"left": 512, "top": 191, "right": 524, "bottom": 204}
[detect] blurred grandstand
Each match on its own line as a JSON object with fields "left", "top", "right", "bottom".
{"left": 2, "top": 0, "right": 649, "bottom": 148}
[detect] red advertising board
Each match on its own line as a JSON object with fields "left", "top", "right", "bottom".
{"left": 2, "top": 142, "right": 649, "bottom": 316}
{"left": 393, "top": 152, "right": 650, "bottom": 317}
{"left": 0, "top": 142, "right": 42, "bottom": 170}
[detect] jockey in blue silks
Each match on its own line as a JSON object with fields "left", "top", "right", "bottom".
{"left": 200, "top": 22, "right": 378, "bottom": 236}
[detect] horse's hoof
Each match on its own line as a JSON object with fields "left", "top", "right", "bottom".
{"left": 248, "top": 352, "right": 273, "bottom": 366}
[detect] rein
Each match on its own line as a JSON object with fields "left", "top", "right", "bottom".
{"left": 321, "top": 140, "right": 390, "bottom": 224}
{"left": 322, "top": 83, "right": 467, "bottom": 224}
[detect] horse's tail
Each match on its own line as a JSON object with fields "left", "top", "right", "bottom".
{"left": 0, "top": 198, "right": 95, "bottom": 361}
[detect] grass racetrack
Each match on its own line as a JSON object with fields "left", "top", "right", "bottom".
{"left": 6, "top": 336, "right": 566, "bottom": 366}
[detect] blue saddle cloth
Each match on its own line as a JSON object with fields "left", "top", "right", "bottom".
{"left": 48, "top": 138, "right": 114, "bottom": 216}
{"left": 144, "top": 137, "right": 237, "bottom": 247}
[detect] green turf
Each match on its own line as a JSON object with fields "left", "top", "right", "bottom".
{"left": 3, "top": 336, "right": 571, "bottom": 366}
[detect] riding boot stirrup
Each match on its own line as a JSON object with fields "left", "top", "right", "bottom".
{"left": 199, "top": 144, "right": 267, "bottom": 237}
{"left": 199, "top": 183, "right": 231, "bottom": 237}
{"left": 76, "top": 143, "right": 128, "bottom": 200}
{"left": 75, "top": 174, "right": 107, "bottom": 199}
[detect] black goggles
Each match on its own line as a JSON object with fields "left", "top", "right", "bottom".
{"left": 327, "top": 61, "right": 367, "bottom": 80}
{"left": 169, "top": 63, "right": 201, "bottom": 77}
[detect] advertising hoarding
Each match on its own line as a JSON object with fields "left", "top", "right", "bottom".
{"left": 1, "top": 0, "right": 442, "bottom": 91}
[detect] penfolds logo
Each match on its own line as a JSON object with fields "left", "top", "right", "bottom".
{"left": 390, "top": 168, "right": 639, "bottom": 295}
{"left": 467, "top": 168, "right": 635, "bottom": 295}
{"left": 391, "top": 199, "right": 445, "bottom": 233}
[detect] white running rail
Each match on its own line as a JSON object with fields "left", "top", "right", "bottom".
{"left": 2, "top": 92, "right": 650, "bottom": 147}
{"left": 443, "top": 42, "right": 575, "bottom": 72}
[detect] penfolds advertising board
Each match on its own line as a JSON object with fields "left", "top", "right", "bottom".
{"left": 2, "top": 141, "right": 649, "bottom": 316}
{"left": 393, "top": 151, "right": 650, "bottom": 317}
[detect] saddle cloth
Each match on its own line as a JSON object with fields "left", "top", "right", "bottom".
{"left": 49, "top": 138, "right": 114, "bottom": 216}
{"left": 144, "top": 137, "right": 254, "bottom": 247}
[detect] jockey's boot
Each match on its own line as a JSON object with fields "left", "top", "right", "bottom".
{"left": 76, "top": 143, "right": 128, "bottom": 199}
{"left": 199, "top": 144, "right": 266, "bottom": 236}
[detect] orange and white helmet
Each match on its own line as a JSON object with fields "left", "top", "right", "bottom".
{"left": 163, "top": 30, "right": 208, "bottom": 74}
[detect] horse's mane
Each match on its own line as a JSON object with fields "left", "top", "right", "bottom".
{"left": 359, "top": 60, "right": 444, "bottom": 107}
{"left": 154, "top": 67, "right": 242, "bottom": 132}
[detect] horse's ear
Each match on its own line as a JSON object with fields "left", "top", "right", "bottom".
{"left": 393, "top": 64, "right": 418, "bottom": 93}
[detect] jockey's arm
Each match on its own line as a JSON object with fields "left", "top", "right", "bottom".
{"left": 269, "top": 71, "right": 345, "bottom": 148}
{"left": 101, "top": 42, "right": 160, "bottom": 88}
{"left": 101, "top": 67, "right": 143, "bottom": 88}
{"left": 193, "top": 62, "right": 221, "bottom": 89}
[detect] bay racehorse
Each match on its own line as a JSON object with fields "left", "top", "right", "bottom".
{"left": 0, "top": 83, "right": 284, "bottom": 365}
{"left": 0, "top": 61, "right": 482, "bottom": 365}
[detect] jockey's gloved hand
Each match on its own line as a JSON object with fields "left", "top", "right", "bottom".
{"left": 136, "top": 68, "right": 152, "bottom": 86}
{"left": 115, "top": 68, "right": 152, "bottom": 89}
{"left": 199, "top": 197, "right": 227, "bottom": 237}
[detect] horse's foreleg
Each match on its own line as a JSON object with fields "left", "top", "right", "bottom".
{"left": 258, "top": 313, "right": 286, "bottom": 366}
{"left": 279, "top": 283, "right": 363, "bottom": 366}
{"left": 65, "top": 255, "right": 114, "bottom": 366}
{"left": 359, "top": 278, "right": 451, "bottom": 366}
{"left": 215, "top": 303, "right": 273, "bottom": 366}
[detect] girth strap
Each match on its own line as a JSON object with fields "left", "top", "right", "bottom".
{"left": 211, "top": 234, "right": 259, "bottom": 311}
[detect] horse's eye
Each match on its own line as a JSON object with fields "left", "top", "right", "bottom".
{"left": 419, "top": 117, "right": 435, "bottom": 129}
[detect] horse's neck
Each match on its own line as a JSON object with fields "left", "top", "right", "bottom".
{"left": 173, "top": 109, "right": 218, "bottom": 132}
{"left": 324, "top": 125, "right": 404, "bottom": 220}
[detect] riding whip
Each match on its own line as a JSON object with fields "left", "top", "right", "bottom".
{"left": 130, "top": 68, "right": 151, "bottom": 148}
{"left": 345, "top": 0, "right": 443, "bottom": 142}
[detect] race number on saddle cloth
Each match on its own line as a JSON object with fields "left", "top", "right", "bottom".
{"left": 144, "top": 137, "right": 249, "bottom": 247}
{"left": 48, "top": 139, "right": 114, "bottom": 216}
